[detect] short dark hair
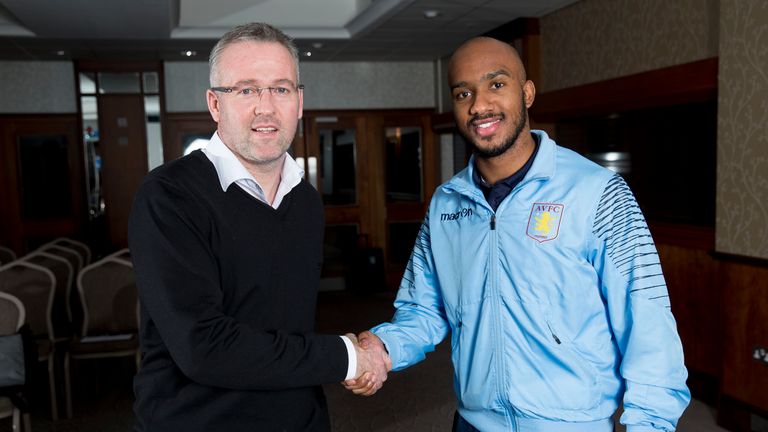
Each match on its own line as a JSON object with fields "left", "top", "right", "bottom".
{"left": 209, "top": 22, "right": 300, "bottom": 86}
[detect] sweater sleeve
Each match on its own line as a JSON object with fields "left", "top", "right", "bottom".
{"left": 590, "top": 175, "right": 690, "bottom": 431}
{"left": 128, "top": 175, "right": 348, "bottom": 390}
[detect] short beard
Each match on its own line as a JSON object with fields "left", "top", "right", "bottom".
{"left": 465, "top": 94, "right": 528, "bottom": 159}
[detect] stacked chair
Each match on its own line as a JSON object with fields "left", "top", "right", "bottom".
{"left": 1, "top": 238, "right": 139, "bottom": 422}
{"left": 64, "top": 250, "right": 138, "bottom": 419}
{"left": 0, "top": 260, "right": 58, "bottom": 421}
{"left": 0, "top": 291, "right": 32, "bottom": 432}
{"left": 21, "top": 251, "right": 73, "bottom": 343}
{"left": 42, "top": 239, "right": 91, "bottom": 268}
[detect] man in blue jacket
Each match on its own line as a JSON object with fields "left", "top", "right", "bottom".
{"left": 344, "top": 37, "right": 690, "bottom": 431}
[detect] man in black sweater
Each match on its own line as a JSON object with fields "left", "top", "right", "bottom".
{"left": 128, "top": 23, "right": 390, "bottom": 431}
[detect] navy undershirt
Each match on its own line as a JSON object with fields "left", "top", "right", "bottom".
{"left": 472, "top": 134, "right": 540, "bottom": 212}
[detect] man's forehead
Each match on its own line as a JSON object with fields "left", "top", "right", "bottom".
{"left": 449, "top": 40, "right": 522, "bottom": 83}
{"left": 218, "top": 42, "right": 298, "bottom": 81}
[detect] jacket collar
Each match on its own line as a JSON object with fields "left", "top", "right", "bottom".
{"left": 444, "top": 129, "right": 556, "bottom": 199}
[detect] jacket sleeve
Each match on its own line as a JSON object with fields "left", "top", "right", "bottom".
{"left": 371, "top": 212, "right": 450, "bottom": 371}
{"left": 590, "top": 174, "right": 690, "bottom": 432}
{"left": 127, "top": 175, "right": 348, "bottom": 390}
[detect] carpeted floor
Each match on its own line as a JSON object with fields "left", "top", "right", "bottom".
{"left": 0, "top": 291, "right": 736, "bottom": 431}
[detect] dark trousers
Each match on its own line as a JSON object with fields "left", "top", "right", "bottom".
{"left": 453, "top": 412, "right": 622, "bottom": 431}
{"left": 452, "top": 412, "right": 481, "bottom": 432}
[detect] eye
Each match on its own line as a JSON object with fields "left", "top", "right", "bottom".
{"left": 274, "top": 87, "right": 290, "bottom": 96}
{"left": 239, "top": 87, "right": 256, "bottom": 96}
{"left": 454, "top": 91, "right": 471, "bottom": 101}
{"left": 491, "top": 82, "right": 505, "bottom": 90}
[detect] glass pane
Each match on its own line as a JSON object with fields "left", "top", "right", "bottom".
{"left": 98, "top": 72, "right": 140, "bottom": 94}
{"left": 143, "top": 72, "right": 159, "bottom": 93}
{"left": 182, "top": 132, "right": 214, "bottom": 156}
{"left": 17, "top": 135, "right": 72, "bottom": 219}
{"left": 385, "top": 126, "right": 422, "bottom": 202}
{"left": 144, "top": 95, "right": 164, "bottom": 170}
{"left": 319, "top": 128, "right": 356, "bottom": 205}
{"left": 79, "top": 72, "right": 96, "bottom": 94}
{"left": 81, "top": 96, "right": 102, "bottom": 218}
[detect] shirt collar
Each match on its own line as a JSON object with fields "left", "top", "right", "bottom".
{"left": 201, "top": 131, "right": 305, "bottom": 206}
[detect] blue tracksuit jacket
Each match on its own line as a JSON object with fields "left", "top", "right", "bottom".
{"left": 372, "top": 130, "right": 690, "bottom": 432}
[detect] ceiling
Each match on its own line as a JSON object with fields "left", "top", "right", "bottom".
{"left": 0, "top": 0, "right": 579, "bottom": 62}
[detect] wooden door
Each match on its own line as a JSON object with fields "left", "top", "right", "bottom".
{"left": 97, "top": 95, "right": 148, "bottom": 248}
{"left": 0, "top": 115, "right": 83, "bottom": 253}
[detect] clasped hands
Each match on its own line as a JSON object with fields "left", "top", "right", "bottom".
{"left": 342, "top": 331, "right": 392, "bottom": 396}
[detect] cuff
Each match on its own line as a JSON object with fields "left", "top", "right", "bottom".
{"left": 339, "top": 335, "right": 357, "bottom": 380}
{"left": 372, "top": 330, "right": 401, "bottom": 371}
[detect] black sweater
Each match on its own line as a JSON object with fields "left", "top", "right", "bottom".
{"left": 128, "top": 151, "right": 348, "bottom": 431}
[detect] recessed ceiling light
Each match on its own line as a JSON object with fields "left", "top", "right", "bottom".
{"left": 303, "top": 51, "right": 312, "bottom": 57}
{"left": 181, "top": 50, "right": 197, "bottom": 57}
{"left": 312, "top": 42, "right": 323, "bottom": 49}
{"left": 423, "top": 9, "right": 440, "bottom": 19}
{"left": 55, "top": 50, "right": 66, "bottom": 56}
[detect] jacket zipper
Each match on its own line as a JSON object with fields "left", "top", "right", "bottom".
{"left": 489, "top": 213, "right": 516, "bottom": 428}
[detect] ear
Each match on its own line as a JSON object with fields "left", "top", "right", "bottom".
{"left": 206, "top": 89, "right": 221, "bottom": 123}
{"left": 523, "top": 80, "right": 536, "bottom": 109}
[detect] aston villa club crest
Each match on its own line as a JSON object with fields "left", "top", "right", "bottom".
{"left": 526, "top": 203, "right": 564, "bottom": 243}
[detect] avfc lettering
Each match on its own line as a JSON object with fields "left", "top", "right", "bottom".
{"left": 441, "top": 207, "right": 473, "bottom": 221}
{"left": 534, "top": 204, "right": 562, "bottom": 214}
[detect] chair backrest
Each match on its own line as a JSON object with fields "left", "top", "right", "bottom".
{"left": 22, "top": 251, "right": 73, "bottom": 340}
{"left": 0, "top": 246, "right": 16, "bottom": 266}
{"left": 37, "top": 244, "right": 82, "bottom": 275}
{"left": 77, "top": 257, "right": 137, "bottom": 337}
{"left": 103, "top": 248, "right": 131, "bottom": 263}
{"left": 0, "top": 261, "right": 54, "bottom": 341}
{"left": 0, "top": 291, "right": 25, "bottom": 336}
{"left": 37, "top": 244, "right": 83, "bottom": 324}
{"left": 44, "top": 238, "right": 92, "bottom": 267}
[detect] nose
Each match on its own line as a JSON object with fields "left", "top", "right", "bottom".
{"left": 469, "top": 89, "right": 493, "bottom": 116}
{"left": 253, "top": 89, "right": 276, "bottom": 114}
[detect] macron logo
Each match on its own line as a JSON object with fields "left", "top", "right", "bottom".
{"left": 441, "top": 207, "right": 473, "bottom": 221}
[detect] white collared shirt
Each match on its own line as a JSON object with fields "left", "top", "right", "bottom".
{"left": 201, "top": 131, "right": 357, "bottom": 380}
{"left": 202, "top": 131, "right": 303, "bottom": 208}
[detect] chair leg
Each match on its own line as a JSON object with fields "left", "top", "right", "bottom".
{"left": 22, "top": 411, "right": 31, "bottom": 432}
{"left": 64, "top": 352, "right": 73, "bottom": 419}
{"left": 48, "top": 354, "right": 59, "bottom": 420}
{"left": 12, "top": 407, "right": 20, "bottom": 431}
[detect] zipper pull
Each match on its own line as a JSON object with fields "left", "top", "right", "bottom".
{"left": 490, "top": 214, "right": 496, "bottom": 230}
{"left": 546, "top": 322, "right": 561, "bottom": 344}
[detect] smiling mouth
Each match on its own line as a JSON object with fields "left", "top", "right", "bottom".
{"left": 254, "top": 127, "right": 277, "bottom": 133}
{"left": 470, "top": 115, "right": 503, "bottom": 137}
{"left": 475, "top": 119, "right": 500, "bottom": 129}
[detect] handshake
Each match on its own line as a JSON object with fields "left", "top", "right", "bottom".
{"left": 342, "top": 331, "right": 392, "bottom": 396}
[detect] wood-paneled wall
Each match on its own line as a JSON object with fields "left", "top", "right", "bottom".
{"left": 653, "top": 222, "right": 768, "bottom": 429}
{"left": 719, "top": 256, "right": 768, "bottom": 413}
{"left": 654, "top": 224, "right": 720, "bottom": 379}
